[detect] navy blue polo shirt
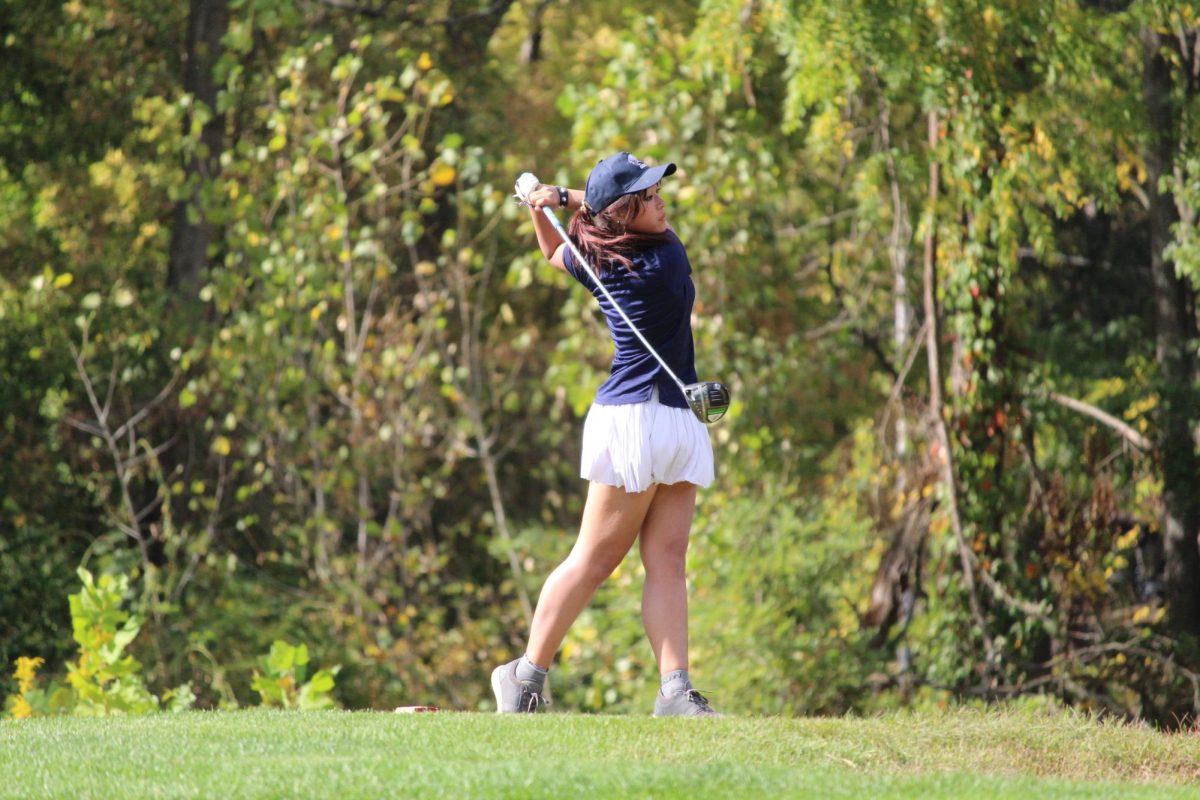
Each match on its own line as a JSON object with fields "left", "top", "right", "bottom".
{"left": 563, "top": 231, "right": 699, "bottom": 409}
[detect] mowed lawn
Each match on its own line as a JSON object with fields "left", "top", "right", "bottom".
{"left": 2, "top": 708, "right": 1198, "bottom": 799}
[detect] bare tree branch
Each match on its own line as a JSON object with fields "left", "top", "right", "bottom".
{"left": 1047, "top": 391, "right": 1154, "bottom": 453}
{"left": 878, "top": 318, "right": 930, "bottom": 440}
{"left": 114, "top": 373, "right": 181, "bottom": 441}
{"left": 69, "top": 332, "right": 149, "bottom": 568}
{"left": 777, "top": 208, "right": 858, "bottom": 238}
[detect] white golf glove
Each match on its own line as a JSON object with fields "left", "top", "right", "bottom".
{"left": 514, "top": 172, "right": 540, "bottom": 205}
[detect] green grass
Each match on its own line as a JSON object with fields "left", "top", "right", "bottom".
{"left": 2, "top": 708, "right": 1197, "bottom": 799}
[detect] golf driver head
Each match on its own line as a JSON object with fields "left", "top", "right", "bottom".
{"left": 684, "top": 381, "right": 731, "bottom": 424}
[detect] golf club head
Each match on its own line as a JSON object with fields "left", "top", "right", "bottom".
{"left": 684, "top": 381, "right": 731, "bottom": 424}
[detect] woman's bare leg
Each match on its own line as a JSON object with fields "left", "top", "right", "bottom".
{"left": 637, "top": 481, "right": 697, "bottom": 675}
{"left": 524, "top": 481, "right": 659, "bottom": 667}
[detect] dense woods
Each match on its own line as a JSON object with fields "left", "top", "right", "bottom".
{"left": 2, "top": 0, "right": 1199, "bottom": 724}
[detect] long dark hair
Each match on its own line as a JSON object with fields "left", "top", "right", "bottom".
{"left": 568, "top": 189, "right": 670, "bottom": 274}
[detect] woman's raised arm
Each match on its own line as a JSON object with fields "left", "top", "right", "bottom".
{"left": 526, "top": 183, "right": 582, "bottom": 272}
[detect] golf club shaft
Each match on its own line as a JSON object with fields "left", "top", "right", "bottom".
{"left": 539, "top": 206, "right": 688, "bottom": 392}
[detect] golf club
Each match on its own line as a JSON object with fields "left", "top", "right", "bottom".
{"left": 515, "top": 173, "right": 731, "bottom": 424}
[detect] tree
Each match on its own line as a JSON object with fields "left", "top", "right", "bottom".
{"left": 1139, "top": 18, "right": 1200, "bottom": 636}
{"left": 167, "top": 0, "right": 230, "bottom": 301}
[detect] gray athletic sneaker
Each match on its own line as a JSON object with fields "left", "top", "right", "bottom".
{"left": 491, "top": 659, "right": 549, "bottom": 713}
{"left": 653, "top": 687, "right": 720, "bottom": 717}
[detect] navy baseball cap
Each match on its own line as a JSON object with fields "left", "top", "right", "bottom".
{"left": 583, "top": 152, "right": 676, "bottom": 216}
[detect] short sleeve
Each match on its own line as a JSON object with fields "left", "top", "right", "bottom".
{"left": 561, "top": 244, "right": 595, "bottom": 290}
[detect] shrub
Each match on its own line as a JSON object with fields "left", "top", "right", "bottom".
{"left": 250, "top": 641, "right": 340, "bottom": 710}
{"left": 3, "top": 568, "right": 194, "bottom": 717}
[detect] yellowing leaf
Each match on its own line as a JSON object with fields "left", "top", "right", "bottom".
{"left": 417, "top": 52, "right": 433, "bottom": 70}
{"left": 54, "top": 273, "right": 74, "bottom": 288}
{"left": 431, "top": 164, "right": 456, "bottom": 187}
{"left": 212, "top": 436, "right": 232, "bottom": 457}
{"left": 14, "top": 657, "right": 44, "bottom": 693}
{"left": 1115, "top": 526, "right": 1141, "bottom": 551}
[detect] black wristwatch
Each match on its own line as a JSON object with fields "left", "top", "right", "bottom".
{"left": 556, "top": 186, "right": 569, "bottom": 209}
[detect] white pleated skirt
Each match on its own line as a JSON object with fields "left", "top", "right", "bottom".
{"left": 579, "top": 387, "right": 715, "bottom": 493}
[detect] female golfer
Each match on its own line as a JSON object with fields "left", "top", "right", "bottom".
{"left": 491, "top": 152, "right": 717, "bottom": 716}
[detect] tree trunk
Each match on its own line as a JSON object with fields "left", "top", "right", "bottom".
{"left": 880, "top": 101, "right": 912, "bottom": 462}
{"left": 444, "top": 0, "right": 516, "bottom": 72}
{"left": 1141, "top": 26, "right": 1200, "bottom": 636}
{"left": 922, "top": 110, "right": 996, "bottom": 670}
{"left": 167, "top": 0, "right": 228, "bottom": 301}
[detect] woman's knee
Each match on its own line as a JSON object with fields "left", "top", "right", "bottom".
{"left": 642, "top": 534, "right": 689, "bottom": 576}
{"left": 568, "top": 549, "right": 625, "bottom": 586}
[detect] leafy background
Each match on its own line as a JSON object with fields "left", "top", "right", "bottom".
{"left": 2, "top": 0, "right": 1199, "bottom": 725}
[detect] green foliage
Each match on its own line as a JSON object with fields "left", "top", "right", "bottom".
{"left": 1164, "top": 156, "right": 1200, "bottom": 285}
{"left": 4, "top": 569, "right": 194, "bottom": 718}
{"left": 689, "top": 479, "right": 887, "bottom": 715}
{"left": 2, "top": 657, "right": 73, "bottom": 720}
{"left": 65, "top": 568, "right": 161, "bottom": 715}
{"left": 5, "top": 573, "right": 337, "bottom": 716}
{"left": 1, "top": 0, "right": 1198, "bottom": 725}
{"left": 251, "top": 641, "right": 340, "bottom": 710}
